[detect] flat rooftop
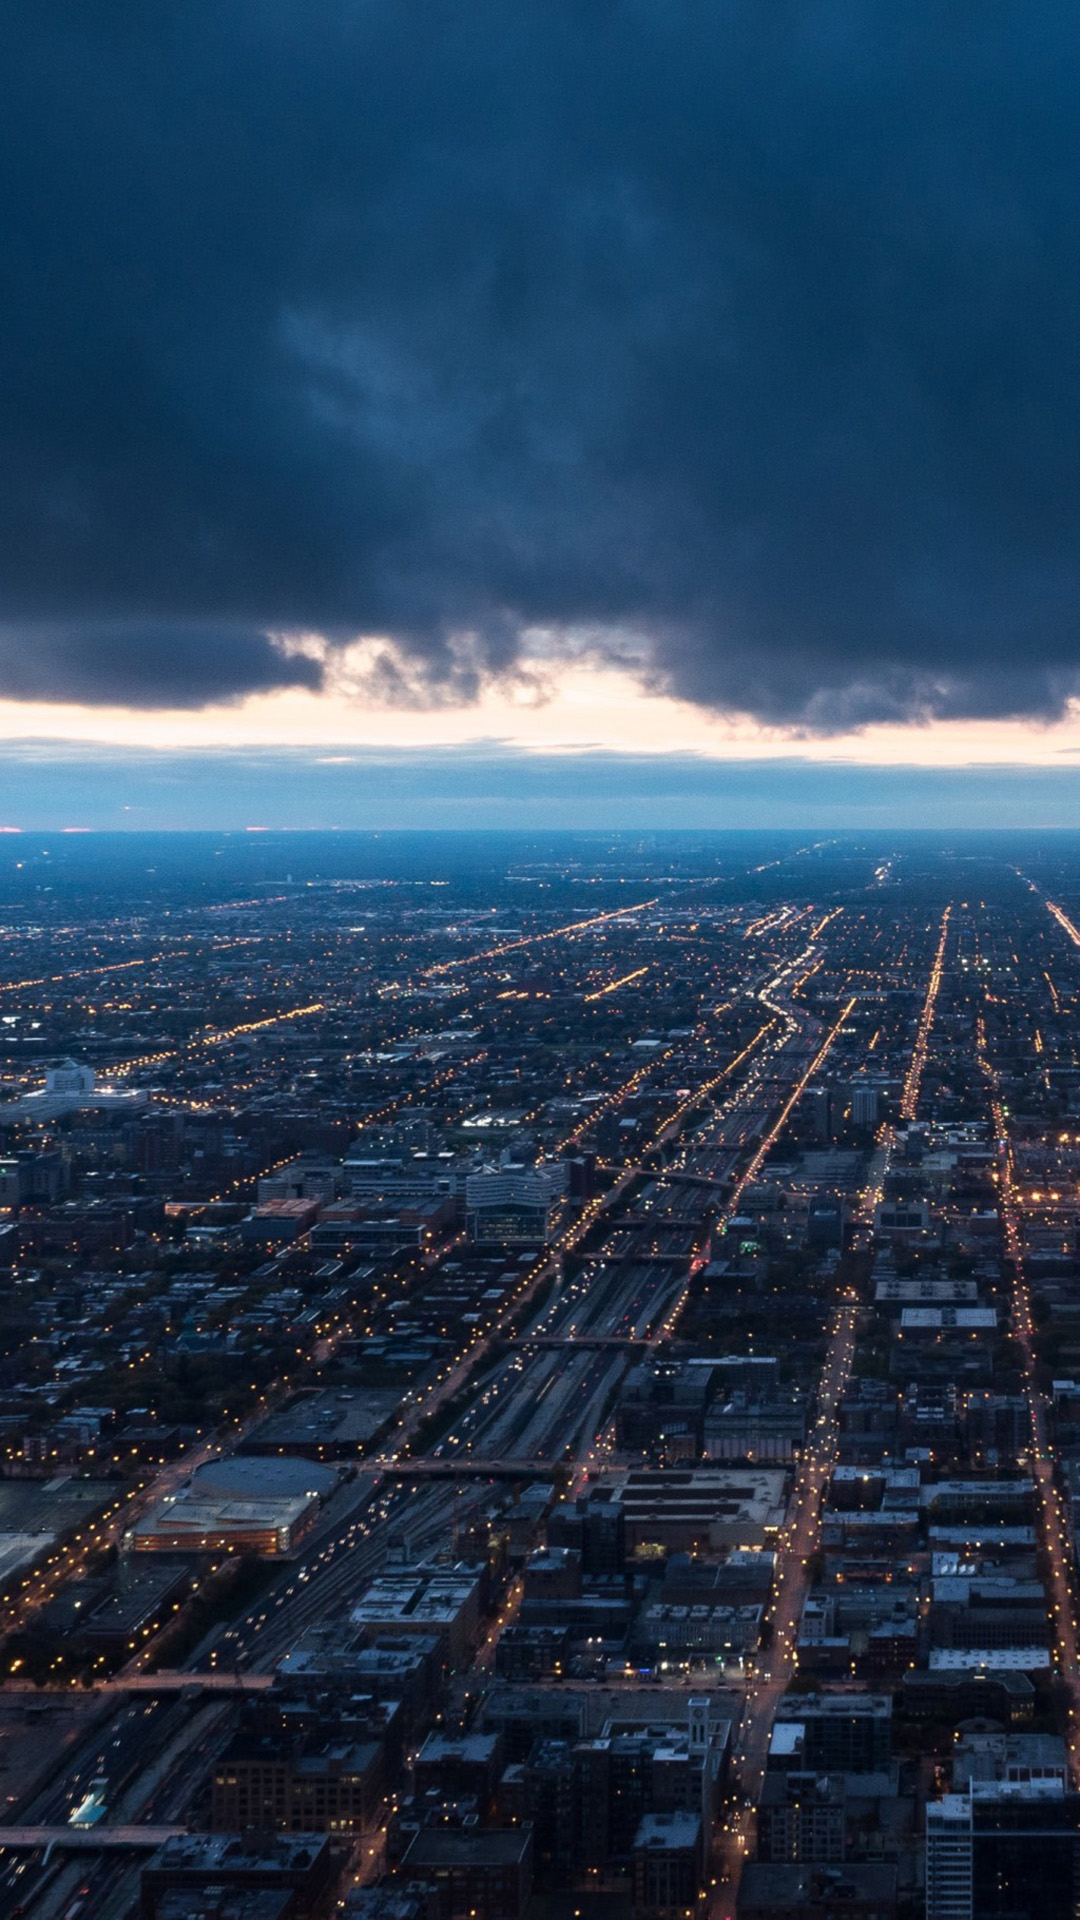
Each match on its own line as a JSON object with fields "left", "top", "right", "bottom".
{"left": 403, "top": 1828, "right": 532, "bottom": 1867}
{"left": 242, "top": 1389, "right": 399, "bottom": 1450}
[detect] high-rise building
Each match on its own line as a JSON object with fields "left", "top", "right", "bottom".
{"left": 927, "top": 1781, "right": 1080, "bottom": 1920}
{"left": 926, "top": 1795, "right": 975, "bottom": 1920}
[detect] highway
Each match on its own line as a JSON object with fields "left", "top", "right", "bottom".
{"left": 189, "top": 935, "right": 836, "bottom": 1684}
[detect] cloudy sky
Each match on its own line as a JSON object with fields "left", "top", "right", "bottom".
{"left": 5, "top": 2, "right": 1080, "bottom": 822}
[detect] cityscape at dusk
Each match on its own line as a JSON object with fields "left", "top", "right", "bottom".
{"left": 0, "top": 833, "right": 1071, "bottom": 1920}
{"left": 9, "top": 4, "right": 1080, "bottom": 1918}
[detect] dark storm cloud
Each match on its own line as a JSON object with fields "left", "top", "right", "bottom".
{"left": 4, "top": 1, "right": 1080, "bottom": 724}
{"left": 0, "top": 625, "right": 322, "bottom": 708}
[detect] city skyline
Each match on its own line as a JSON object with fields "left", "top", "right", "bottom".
{"left": 0, "top": 834, "right": 1075, "bottom": 1919}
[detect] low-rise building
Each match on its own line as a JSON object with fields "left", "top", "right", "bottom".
{"left": 128, "top": 1457, "right": 335, "bottom": 1557}
{"left": 401, "top": 1824, "right": 534, "bottom": 1920}
{"left": 771, "top": 1697, "right": 891, "bottom": 1775}
{"left": 141, "top": 1834, "right": 333, "bottom": 1920}
{"left": 633, "top": 1810, "right": 702, "bottom": 1919}
{"left": 349, "top": 1563, "right": 483, "bottom": 1668}
{"left": 736, "top": 1862, "right": 898, "bottom": 1919}
{"left": 211, "top": 1734, "right": 384, "bottom": 1833}
{"left": 601, "top": 1466, "right": 788, "bottom": 1554}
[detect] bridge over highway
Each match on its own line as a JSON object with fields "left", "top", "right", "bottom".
{"left": 0, "top": 1825, "right": 185, "bottom": 1852}
{"left": 573, "top": 1243, "right": 700, "bottom": 1261}
{"left": 97, "top": 1669, "right": 271, "bottom": 1693}
{"left": 510, "top": 1333, "right": 647, "bottom": 1349}
{"left": 381, "top": 1456, "right": 560, "bottom": 1479}
{"left": 0, "top": 1669, "right": 272, "bottom": 1694}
